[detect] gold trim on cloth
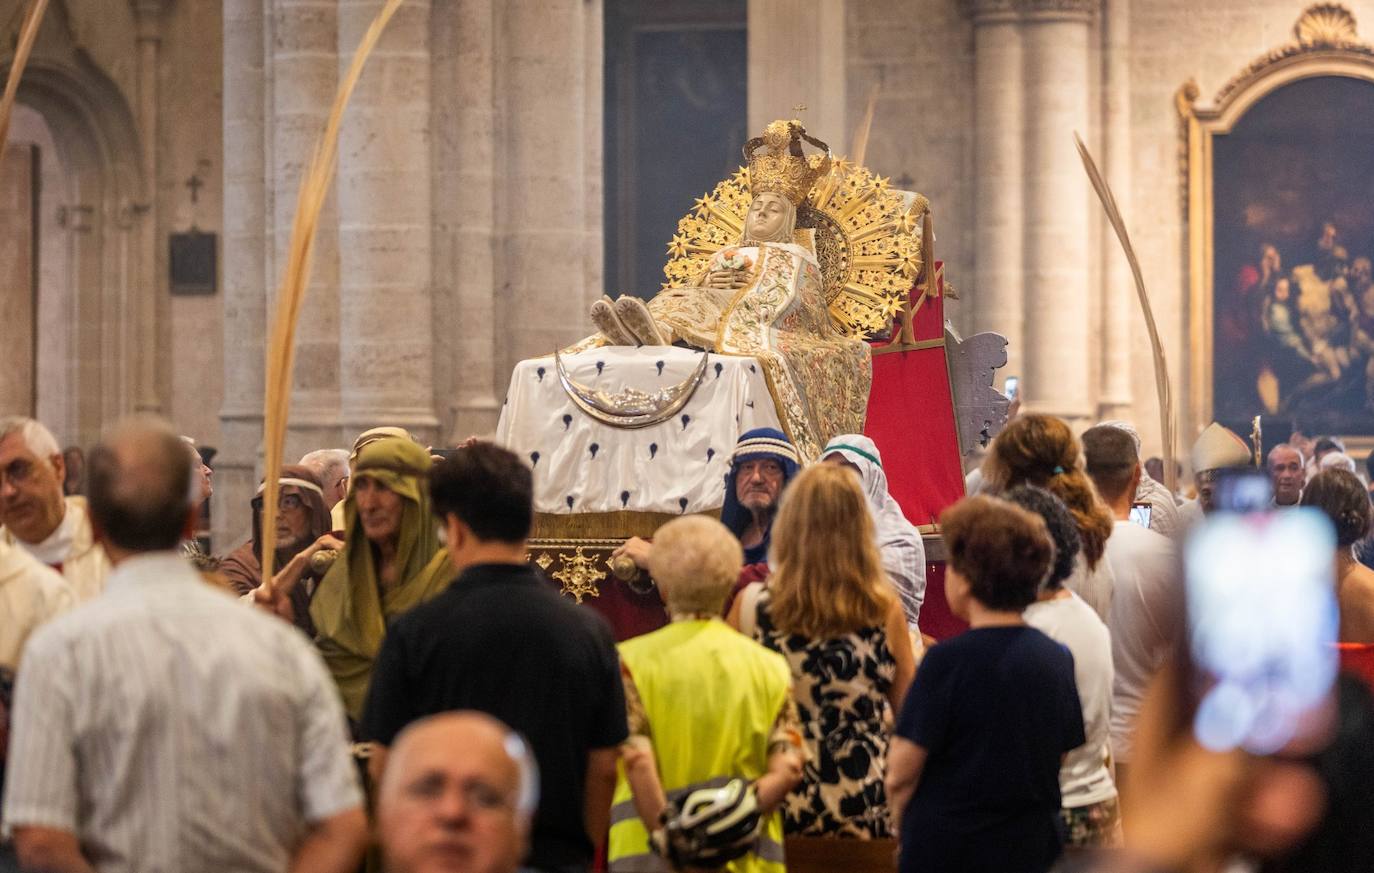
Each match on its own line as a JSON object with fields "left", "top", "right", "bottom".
{"left": 532, "top": 511, "right": 718, "bottom": 541}
{"left": 554, "top": 349, "right": 710, "bottom": 428}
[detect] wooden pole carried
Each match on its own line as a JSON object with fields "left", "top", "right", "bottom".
{"left": 260, "top": 0, "right": 407, "bottom": 586}
{"left": 0, "top": 0, "right": 50, "bottom": 179}
{"left": 1075, "top": 132, "right": 1178, "bottom": 493}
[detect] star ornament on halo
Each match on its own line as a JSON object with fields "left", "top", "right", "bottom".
{"left": 667, "top": 232, "right": 690, "bottom": 258}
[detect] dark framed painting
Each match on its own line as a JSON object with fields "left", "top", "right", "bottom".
{"left": 1183, "top": 6, "right": 1374, "bottom": 445}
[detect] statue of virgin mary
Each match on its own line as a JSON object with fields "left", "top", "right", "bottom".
{"left": 581, "top": 120, "right": 872, "bottom": 460}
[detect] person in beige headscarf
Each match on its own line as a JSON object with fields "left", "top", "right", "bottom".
{"left": 309, "top": 437, "right": 451, "bottom": 724}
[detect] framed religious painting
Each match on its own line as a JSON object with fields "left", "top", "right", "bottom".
{"left": 1181, "top": 4, "right": 1374, "bottom": 446}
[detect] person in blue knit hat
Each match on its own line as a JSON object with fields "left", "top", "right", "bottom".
{"left": 611, "top": 428, "right": 800, "bottom": 580}
{"left": 718, "top": 428, "right": 801, "bottom": 565}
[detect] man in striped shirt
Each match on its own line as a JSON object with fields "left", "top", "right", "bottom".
{"left": 2, "top": 416, "right": 367, "bottom": 873}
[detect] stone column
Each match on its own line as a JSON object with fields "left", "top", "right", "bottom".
{"left": 434, "top": 0, "right": 501, "bottom": 441}
{"left": 747, "top": 0, "right": 845, "bottom": 141}
{"left": 1098, "top": 0, "right": 1133, "bottom": 421}
{"left": 497, "top": 0, "right": 604, "bottom": 375}
{"left": 272, "top": 0, "right": 344, "bottom": 458}
{"left": 968, "top": 0, "right": 1025, "bottom": 378}
{"left": 337, "top": 0, "right": 438, "bottom": 440}
{"left": 131, "top": 0, "right": 165, "bottom": 414}
{"left": 218, "top": 0, "right": 268, "bottom": 547}
{"left": 1021, "top": 0, "right": 1095, "bottom": 422}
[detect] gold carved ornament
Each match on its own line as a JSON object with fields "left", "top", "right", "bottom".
{"left": 663, "top": 148, "right": 929, "bottom": 341}
{"left": 549, "top": 547, "right": 605, "bottom": 604}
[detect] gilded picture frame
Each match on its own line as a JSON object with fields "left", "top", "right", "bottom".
{"left": 1179, "top": 3, "right": 1374, "bottom": 450}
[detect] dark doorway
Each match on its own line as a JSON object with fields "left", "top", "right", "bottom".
{"left": 604, "top": 0, "right": 747, "bottom": 300}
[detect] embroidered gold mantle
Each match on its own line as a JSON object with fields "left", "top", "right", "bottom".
{"left": 647, "top": 241, "right": 870, "bottom": 459}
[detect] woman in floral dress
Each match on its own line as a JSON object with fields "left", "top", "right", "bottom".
{"left": 728, "top": 464, "right": 916, "bottom": 837}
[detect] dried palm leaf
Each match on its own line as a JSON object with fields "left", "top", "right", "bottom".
{"left": 1074, "top": 133, "right": 1178, "bottom": 492}
{"left": 0, "top": 0, "right": 49, "bottom": 171}
{"left": 848, "top": 82, "right": 880, "bottom": 168}
{"left": 261, "top": 0, "right": 407, "bottom": 587}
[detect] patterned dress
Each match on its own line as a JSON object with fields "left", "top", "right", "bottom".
{"left": 749, "top": 588, "right": 896, "bottom": 838}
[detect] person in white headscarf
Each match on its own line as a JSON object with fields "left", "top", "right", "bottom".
{"left": 1097, "top": 420, "right": 1184, "bottom": 539}
{"left": 821, "top": 435, "right": 926, "bottom": 626}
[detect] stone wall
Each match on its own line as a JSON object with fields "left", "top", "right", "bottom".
{"left": 0, "top": 0, "right": 222, "bottom": 451}
{"left": 844, "top": 0, "right": 1374, "bottom": 456}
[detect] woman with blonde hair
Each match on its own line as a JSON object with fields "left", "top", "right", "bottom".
{"left": 728, "top": 463, "right": 916, "bottom": 838}
{"left": 982, "top": 414, "right": 1117, "bottom": 620}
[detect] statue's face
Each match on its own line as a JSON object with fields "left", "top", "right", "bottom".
{"left": 744, "top": 193, "right": 791, "bottom": 243}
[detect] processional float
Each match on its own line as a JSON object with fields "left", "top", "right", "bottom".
{"left": 497, "top": 119, "right": 1011, "bottom": 641}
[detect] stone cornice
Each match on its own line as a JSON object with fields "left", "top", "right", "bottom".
{"left": 962, "top": 0, "right": 1097, "bottom": 19}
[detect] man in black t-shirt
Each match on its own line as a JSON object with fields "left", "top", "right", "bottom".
{"left": 361, "top": 444, "right": 627, "bottom": 873}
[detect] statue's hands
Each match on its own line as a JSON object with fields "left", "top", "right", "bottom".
{"left": 705, "top": 268, "right": 749, "bottom": 291}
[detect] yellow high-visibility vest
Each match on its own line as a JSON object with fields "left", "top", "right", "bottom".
{"left": 608, "top": 618, "right": 792, "bottom": 873}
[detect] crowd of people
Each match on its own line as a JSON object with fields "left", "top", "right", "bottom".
{"left": 1, "top": 409, "right": 1373, "bottom": 873}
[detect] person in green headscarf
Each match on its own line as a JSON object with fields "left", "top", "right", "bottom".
{"left": 310, "top": 437, "right": 452, "bottom": 724}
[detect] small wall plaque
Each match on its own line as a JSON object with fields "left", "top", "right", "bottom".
{"left": 169, "top": 231, "right": 217, "bottom": 295}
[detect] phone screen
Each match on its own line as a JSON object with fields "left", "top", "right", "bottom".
{"left": 1004, "top": 376, "right": 1019, "bottom": 401}
{"left": 1211, "top": 467, "right": 1272, "bottom": 513}
{"left": 1129, "top": 502, "right": 1152, "bottom": 528}
{"left": 1183, "top": 509, "right": 1339, "bottom": 754}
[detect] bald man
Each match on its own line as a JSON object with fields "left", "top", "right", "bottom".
{"left": 4, "top": 416, "right": 366, "bottom": 873}
{"left": 1267, "top": 443, "right": 1306, "bottom": 507}
{"left": 378, "top": 712, "right": 538, "bottom": 873}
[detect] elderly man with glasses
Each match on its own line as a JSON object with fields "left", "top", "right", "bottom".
{"left": 220, "top": 465, "right": 338, "bottom": 634}
{"left": 377, "top": 712, "right": 539, "bottom": 873}
{"left": 0, "top": 417, "right": 109, "bottom": 602}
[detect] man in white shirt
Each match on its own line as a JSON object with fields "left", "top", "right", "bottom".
{"left": 0, "top": 417, "right": 109, "bottom": 602}
{"left": 3, "top": 416, "right": 367, "bottom": 873}
{"left": 1267, "top": 443, "right": 1305, "bottom": 507}
{"left": 1082, "top": 424, "right": 1181, "bottom": 784}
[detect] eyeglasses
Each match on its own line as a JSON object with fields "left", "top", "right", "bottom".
{"left": 0, "top": 458, "right": 37, "bottom": 490}
{"left": 404, "top": 773, "right": 516, "bottom": 813}
{"left": 279, "top": 494, "right": 304, "bottom": 511}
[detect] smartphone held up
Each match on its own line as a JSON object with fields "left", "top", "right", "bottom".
{"left": 1183, "top": 505, "right": 1340, "bottom": 755}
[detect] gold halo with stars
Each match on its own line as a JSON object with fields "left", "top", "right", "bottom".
{"left": 662, "top": 159, "right": 930, "bottom": 339}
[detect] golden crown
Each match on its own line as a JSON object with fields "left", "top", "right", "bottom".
{"left": 744, "top": 119, "right": 832, "bottom": 205}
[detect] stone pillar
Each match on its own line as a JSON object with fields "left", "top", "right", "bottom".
{"left": 1021, "top": 0, "right": 1095, "bottom": 422}
{"left": 272, "top": 0, "right": 344, "bottom": 457}
{"left": 498, "top": 0, "right": 604, "bottom": 375}
{"left": 336, "top": 0, "right": 438, "bottom": 440}
{"left": 434, "top": 0, "right": 501, "bottom": 441}
{"left": 968, "top": 0, "right": 1025, "bottom": 378}
{"left": 747, "top": 0, "right": 845, "bottom": 143}
{"left": 131, "top": 0, "right": 165, "bottom": 414}
{"left": 1098, "top": 0, "right": 1133, "bottom": 421}
{"left": 218, "top": 0, "right": 267, "bottom": 548}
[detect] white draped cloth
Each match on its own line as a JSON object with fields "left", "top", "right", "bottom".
{"left": 821, "top": 434, "right": 927, "bottom": 627}
{"left": 496, "top": 346, "right": 784, "bottom": 515}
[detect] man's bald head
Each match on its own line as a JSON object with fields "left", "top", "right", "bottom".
{"left": 378, "top": 712, "right": 537, "bottom": 873}
{"left": 87, "top": 416, "right": 194, "bottom": 553}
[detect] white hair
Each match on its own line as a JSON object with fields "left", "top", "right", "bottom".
{"left": 0, "top": 416, "right": 60, "bottom": 459}
{"left": 300, "top": 448, "right": 350, "bottom": 478}
{"left": 1320, "top": 451, "right": 1358, "bottom": 474}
